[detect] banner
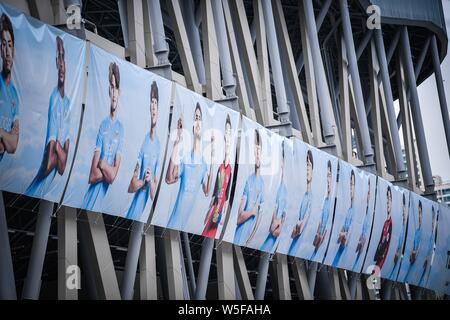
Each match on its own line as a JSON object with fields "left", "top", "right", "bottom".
{"left": 323, "top": 161, "right": 377, "bottom": 272}
{"left": 426, "top": 204, "right": 450, "bottom": 294}
{"left": 361, "top": 179, "right": 409, "bottom": 281}
{"left": 397, "top": 192, "right": 436, "bottom": 287}
{"left": 0, "top": 4, "right": 86, "bottom": 202}
{"left": 277, "top": 144, "right": 338, "bottom": 261}
{"left": 151, "top": 84, "right": 240, "bottom": 238}
{"left": 221, "top": 117, "right": 283, "bottom": 250}
{"left": 63, "top": 44, "right": 172, "bottom": 222}
{"left": 276, "top": 139, "right": 308, "bottom": 256}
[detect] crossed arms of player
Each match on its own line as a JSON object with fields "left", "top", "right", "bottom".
{"left": 42, "top": 137, "right": 70, "bottom": 176}
{"left": 88, "top": 150, "right": 121, "bottom": 185}
{"left": 128, "top": 161, "right": 157, "bottom": 200}
{"left": 0, "top": 119, "right": 19, "bottom": 154}
{"left": 270, "top": 208, "right": 286, "bottom": 238}
{"left": 291, "top": 200, "right": 310, "bottom": 239}
{"left": 203, "top": 171, "right": 231, "bottom": 225}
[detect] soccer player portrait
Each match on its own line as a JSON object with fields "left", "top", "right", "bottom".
{"left": 372, "top": 186, "right": 393, "bottom": 271}
{"left": 404, "top": 200, "right": 423, "bottom": 283}
{"left": 332, "top": 169, "right": 355, "bottom": 267}
{"left": 418, "top": 206, "right": 437, "bottom": 287}
{"left": 125, "top": 81, "right": 160, "bottom": 221}
{"left": 388, "top": 193, "right": 408, "bottom": 279}
{"left": 287, "top": 149, "right": 313, "bottom": 257}
{"left": 82, "top": 62, "right": 124, "bottom": 211}
{"left": 353, "top": 180, "right": 372, "bottom": 271}
{"left": 26, "top": 36, "right": 71, "bottom": 197}
{"left": 202, "top": 114, "right": 233, "bottom": 238}
{"left": 233, "top": 129, "right": 265, "bottom": 247}
{"left": 165, "top": 102, "right": 214, "bottom": 231}
{"left": 0, "top": 14, "right": 19, "bottom": 162}
{"left": 259, "top": 141, "right": 287, "bottom": 253}
{"left": 310, "top": 160, "right": 332, "bottom": 260}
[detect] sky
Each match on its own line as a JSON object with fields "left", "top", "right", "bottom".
{"left": 403, "top": 0, "right": 450, "bottom": 182}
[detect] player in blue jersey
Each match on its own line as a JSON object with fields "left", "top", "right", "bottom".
{"left": 82, "top": 62, "right": 124, "bottom": 211}
{"left": 234, "top": 129, "right": 265, "bottom": 247}
{"left": 388, "top": 193, "right": 408, "bottom": 279}
{"left": 125, "top": 81, "right": 160, "bottom": 221}
{"left": 260, "top": 141, "right": 287, "bottom": 253}
{"left": 165, "top": 103, "right": 214, "bottom": 231}
{"left": 0, "top": 14, "right": 19, "bottom": 161}
{"left": 404, "top": 200, "right": 423, "bottom": 283}
{"left": 353, "top": 180, "right": 372, "bottom": 271}
{"left": 332, "top": 169, "right": 356, "bottom": 268}
{"left": 26, "top": 36, "right": 71, "bottom": 198}
{"left": 287, "top": 149, "right": 313, "bottom": 257}
{"left": 418, "top": 206, "right": 437, "bottom": 287}
{"left": 310, "top": 160, "right": 333, "bottom": 260}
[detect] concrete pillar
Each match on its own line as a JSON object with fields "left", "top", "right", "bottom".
{"left": 22, "top": 200, "right": 53, "bottom": 300}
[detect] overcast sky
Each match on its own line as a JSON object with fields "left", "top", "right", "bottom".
{"left": 395, "top": 0, "right": 450, "bottom": 183}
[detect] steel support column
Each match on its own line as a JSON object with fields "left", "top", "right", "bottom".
{"left": 400, "top": 27, "right": 434, "bottom": 192}
{"left": 339, "top": 0, "right": 373, "bottom": 163}
{"left": 0, "top": 192, "right": 16, "bottom": 299}
{"left": 194, "top": 237, "right": 214, "bottom": 300}
{"left": 121, "top": 221, "right": 144, "bottom": 300}
{"left": 57, "top": 206, "right": 78, "bottom": 300}
{"left": 303, "top": 0, "right": 336, "bottom": 143}
{"left": 22, "top": 200, "right": 53, "bottom": 300}
{"left": 431, "top": 35, "right": 450, "bottom": 156}
{"left": 255, "top": 252, "right": 270, "bottom": 300}
{"left": 374, "top": 28, "right": 405, "bottom": 177}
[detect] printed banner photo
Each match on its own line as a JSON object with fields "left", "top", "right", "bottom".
{"left": 276, "top": 139, "right": 308, "bottom": 256}
{"left": 0, "top": 4, "right": 86, "bottom": 202}
{"left": 63, "top": 44, "right": 172, "bottom": 223}
{"left": 221, "top": 116, "right": 283, "bottom": 251}
{"left": 397, "top": 192, "right": 436, "bottom": 287}
{"left": 361, "top": 178, "right": 410, "bottom": 281}
{"left": 151, "top": 84, "right": 240, "bottom": 238}
{"left": 323, "top": 161, "right": 377, "bottom": 272}
{"left": 426, "top": 204, "right": 450, "bottom": 295}
{"left": 278, "top": 144, "right": 338, "bottom": 262}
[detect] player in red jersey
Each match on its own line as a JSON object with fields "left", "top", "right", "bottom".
{"left": 202, "top": 115, "right": 233, "bottom": 238}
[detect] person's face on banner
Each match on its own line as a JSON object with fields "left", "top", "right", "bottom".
{"left": 1, "top": 29, "right": 13, "bottom": 74}
{"left": 150, "top": 96, "right": 158, "bottom": 128}
{"left": 193, "top": 106, "right": 202, "bottom": 140}
{"left": 109, "top": 74, "right": 119, "bottom": 112}
{"left": 224, "top": 121, "right": 231, "bottom": 164}
{"left": 387, "top": 189, "right": 392, "bottom": 215}
{"left": 56, "top": 39, "right": 65, "bottom": 88}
